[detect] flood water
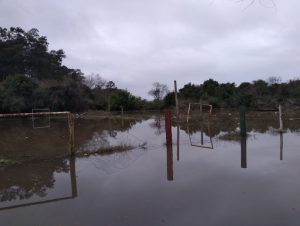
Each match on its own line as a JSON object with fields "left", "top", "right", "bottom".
{"left": 1, "top": 113, "right": 300, "bottom": 226}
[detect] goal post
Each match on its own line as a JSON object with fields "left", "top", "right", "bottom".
{"left": 0, "top": 111, "right": 75, "bottom": 156}
{"left": 187, "top": 103, "right": 212, "bottom": 123}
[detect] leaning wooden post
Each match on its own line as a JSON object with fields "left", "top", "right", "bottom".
{"left": 68, "top": 113, "right": 75, "bottom": 156}
{"left": 174, "top": 80, "right": 179, "bottom": 119}
{"left": 279, "top": 104, "right": 283, "bottom": 132}
{"left": 240, "top": 106, "right": 246, "bottom": 137}
{"left": 165, "top": 110, "right": 172, "bottom": 146}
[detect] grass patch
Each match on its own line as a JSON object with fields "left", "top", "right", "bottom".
{"left": 77, "top": 144, "right": 135, "bottom": 157}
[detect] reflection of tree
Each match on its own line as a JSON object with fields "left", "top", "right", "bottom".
{"left": 0, "top": 159, "right": 68, "bottom": 202}
{"left": 150, "top": 115, "right": 165, "bottom": 135}
{"left": 179, "top": 115, "right": 300, "bottom": 138}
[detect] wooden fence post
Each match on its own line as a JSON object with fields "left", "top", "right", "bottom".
{"left": 68, "top": 113, "right": 75, "bottom": 156}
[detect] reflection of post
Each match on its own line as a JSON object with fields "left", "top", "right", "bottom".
{"left": 201, "top": 127, "right": 204, "bottom": 145}
{"left": 241, "top": 136, "right": 247, "bottom": 168}
{"left": 240, "top": 106, "right": 246, "bottom": 137}
{"left": 177, "top": 123, "right": 180, "bottom": 161}
{"left": 280, "top": 132, "right": 283, "bottom": 161}
{"left": 167, "top": 144, "right": 173, "bottom": 181}
{"left": 70, "top": 157, "right": 78, "bottom": 197}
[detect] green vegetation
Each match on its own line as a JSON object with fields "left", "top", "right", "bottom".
{"left": 167, "top": 78, "right": 300, "bottom": 109}
{"left": 1, "top": 26, "right": 300, "bottom": 113}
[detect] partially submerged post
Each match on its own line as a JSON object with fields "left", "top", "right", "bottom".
{"left": 68, "top": 113, "right": 75, "bottom": 156}
{"left": 278, "top": 104, "right": 283, "bottom": 132}
{"left": 165, "top": 110, "right": 172, "bottom": 146}
{"left": 174, "top": 80, "right": 179, "bottom": 119}
{"left": 240, "top": 106, "right": 247, "bottom": 137}
{"left": 165, "top": 109, "right": 173, "bottom": 180}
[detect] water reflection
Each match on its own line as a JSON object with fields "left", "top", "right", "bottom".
{"left": 0, "top": 157, "right": 77, "bottom": 211}
{"left": 280, "top": 132, "right": 283, "bottom": 161}
{"left": 187, "top": 119, "right": 214, "bottom": 149}
{"left": 241, "top": 136, "right": 247, "bottom": 168}
{"left": 166, "top": 145, "right": 173, "bottom": 181}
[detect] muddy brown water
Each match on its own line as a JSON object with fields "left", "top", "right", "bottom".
{"left": 1, "top": 113, "right": 300, "bottom": 226}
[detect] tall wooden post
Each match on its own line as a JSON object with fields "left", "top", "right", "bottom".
{"left": 165, "top": 110, "right": 172, "bottom": 146}
{"left": 174, "top": 80, "right": 179, "bottom": 119}
{"left": 240, "top": 106, "right": 246, "bottom": 137}
{"left": 279, "top": 104, "right": 283, "bottom": 132}
{"left": 68, "top": 113, "right": 75, "bottom": 156}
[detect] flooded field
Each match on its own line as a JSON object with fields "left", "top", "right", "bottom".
{"left": 1, "top": 112, "right": 300, "bottom": 225}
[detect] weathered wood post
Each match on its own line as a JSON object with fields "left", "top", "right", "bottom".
{"left": 240, "top": 106, "right": 246, "bottom": 137}
{"left": 68, "top": 113, "right": 75, "bottom": 156}
{"left": 165, "top": 110, "right": 172, "bottom": 146}
{"left": 174, "top": 80, "right": 179, "bottom": 119}
{"left": 279, "top": 104, "right": 283, "bottom": 132}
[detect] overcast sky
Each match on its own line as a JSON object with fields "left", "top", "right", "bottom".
{"left": 1, "top": 0, "right": 299, "bottom": 98}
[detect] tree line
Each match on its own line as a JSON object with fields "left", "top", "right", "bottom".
{"left": 165, "top": 77, "right": 300, "bottom": 109}
{"left": 1, "top": 27, "right": 300, "bottom": 113}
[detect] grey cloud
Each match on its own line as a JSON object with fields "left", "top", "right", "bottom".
{"left": 1, "top": 0, "right": 300, "bottom": 98}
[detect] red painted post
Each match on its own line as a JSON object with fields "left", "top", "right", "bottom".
{"left": 165, "top": 110, "right": 172, "bottom": 146}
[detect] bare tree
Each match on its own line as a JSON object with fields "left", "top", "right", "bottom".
{"left": 267, "top": 76, "right": 282, "bottom": 85}
{"left": 148, "top": 82, "right": 169, "bottom": 101}
{"left": 84, "top": 73, "right": 107, "bottom": 89}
